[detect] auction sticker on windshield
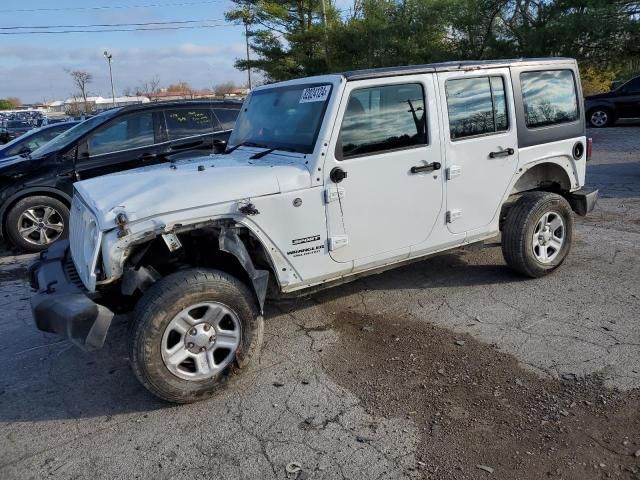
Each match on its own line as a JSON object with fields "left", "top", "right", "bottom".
{"left": 300, "top": 85, "right": 331, "bottom": 103}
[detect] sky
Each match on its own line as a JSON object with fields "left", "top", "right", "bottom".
{"left": 0, "top": 0, "right": 253, "bottom": 103}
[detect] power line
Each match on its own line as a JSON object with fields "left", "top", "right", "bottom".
{"left": 0, "top": 24, "right": 236, "bottom": 35}
{"left": 0, "top": 1, "right": 224, "bottom": 13}
{"left": 0, "top": 19, "right": 226, "bottom": 30}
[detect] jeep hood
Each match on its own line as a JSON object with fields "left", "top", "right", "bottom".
{"left": 74, "top": 150, "right": 312, "bottom": 230}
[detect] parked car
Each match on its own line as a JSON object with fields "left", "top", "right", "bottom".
{"left": 29, "top": 58, "right": 597, "bottom": 403}
{"left": 585, "top": 74, "right": 640, "bottom": 127}
{"left": 0, "top": 121, "right": 79, "bottom": 160}
{"left": 0, "top": 120, "right": 33, "bottom": 143}
{"left": 0, "top": 100, "right": 241, "bottom": 252}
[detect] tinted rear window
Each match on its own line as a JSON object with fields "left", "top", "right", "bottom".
{"left": 521, "top": 70, "right": 579, "bottom": 128}
{"left": 165, "top": 108, "right": 217, "bottom": 140}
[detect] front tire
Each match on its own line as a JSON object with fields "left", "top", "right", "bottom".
{"left": 5, "top": 195, "right": 69, "bottom": 253}
{"left": 502, "top": 192, "right": 574, "bottom": 278}
{"left": 129, "top": 269, "right": 263, "bottom": 403}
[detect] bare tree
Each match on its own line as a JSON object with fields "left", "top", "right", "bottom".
{"left": 213, "top": 81, "right": 238, "bottom": 96}
{"left": 66, "top": 69, "right": 93, "bottom": 113}
{"left": 136, "top": 76, "right": 161, "bottom": 100}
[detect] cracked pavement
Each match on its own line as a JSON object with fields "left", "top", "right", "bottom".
{"left": 0, "top": 127, "right": 639, "bottom": 479}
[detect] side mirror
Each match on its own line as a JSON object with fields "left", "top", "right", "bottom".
{"left": 19, "top": 146, "right": 32, "bottom": 155}
{"left": 212, "top": 139, "right": 227, "bottom": 154}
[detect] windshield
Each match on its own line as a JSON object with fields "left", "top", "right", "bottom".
{"left": 228, "top": 83, "right": 333, "bottom": 154}
{"left": 31, "top": 109, "right": 120, "bottom": 157}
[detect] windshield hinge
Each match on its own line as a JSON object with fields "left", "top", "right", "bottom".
{"left": 328, "top": 235, "right": 349, "bottom": 251}
{"left": 324, "top": 186, "right": 345, "bottom": 203}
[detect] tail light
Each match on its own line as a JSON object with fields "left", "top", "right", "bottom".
{"left": 586, "top": 137, "right": 593, "bottom": 161}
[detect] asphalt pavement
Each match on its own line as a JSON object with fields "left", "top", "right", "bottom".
{"left": 0, "top": 127, "right": 638, "bottom": 479}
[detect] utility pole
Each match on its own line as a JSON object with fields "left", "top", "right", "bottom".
{"left": 320, "top": 0, "right": 329, "bottom": 63}
{"left": 103, "top": 51, "right": 116, "bottom": 107}
{"left": 244, "top": 21, "right": 252, "bottom": 90}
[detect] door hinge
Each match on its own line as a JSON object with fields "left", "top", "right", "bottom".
{"left": 328, "top": 235, "right": 349, "bottom": 251}
{"left": 324, "top": 186, "right": 345, "bottom": 203}
{"left": 446, "top": 209, "right": 463, "bottom": 223}
{"left": 446, "top": 165, "right": 462, "bottom": 180}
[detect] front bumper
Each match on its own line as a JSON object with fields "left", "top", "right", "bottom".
{"left": 29, "top": 240, "right": 114, "bottom": 351}
{"left": 567, "top": 189, "right": 599, "bottom": 216}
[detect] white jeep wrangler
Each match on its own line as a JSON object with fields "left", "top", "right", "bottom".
{"left": 30, "top": 58, "right": 597, "bottom": 403}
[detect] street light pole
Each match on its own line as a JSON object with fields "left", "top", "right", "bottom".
{"left": 103, "top": 51, "right": 116, "bottom": 107}
{"left": 244, "top": 21, "right": 252, "bottom": 90}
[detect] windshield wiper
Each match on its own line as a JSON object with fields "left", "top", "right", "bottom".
{"left": 224, "top": 141, "right": 268, "bottom": 154}
{"left": 250, "top": 148, "right": 276, "bottom": 159}
{"left": 250, "top": 146, "right": 300, "bottom": 159}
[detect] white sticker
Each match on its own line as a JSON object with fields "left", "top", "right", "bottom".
{"left": 300, "top": 85, "right": 331, "bottom": 103}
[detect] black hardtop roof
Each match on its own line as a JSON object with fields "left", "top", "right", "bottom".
{"left": 343, "top": 57, "right": 576, "bottom": 81}
{"left": 110, "top": 99, "right": 243, "bottom": 115}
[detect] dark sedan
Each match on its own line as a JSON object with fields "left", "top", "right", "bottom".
{"left": 585, "top": 75, "right": 640, "bottom": 128}
{"left": 0, "top": 121, "right": 79, "bottom": 160}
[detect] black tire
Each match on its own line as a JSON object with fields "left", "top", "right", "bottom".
{"left": 501, "top": 192, "right": 574, "bottom": 278}
{"left": 5, "top": 195, "right": 69, "bottom": 253}
{"left": 129, "top": 268, "right": 263, "bottom": 403}
{"left": 587, "top": 108, "right": 613, "bottom": 128}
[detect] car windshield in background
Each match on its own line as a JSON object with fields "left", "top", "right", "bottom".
{"left": 228, "top": 84, "right": 332, "bottom": 154}
{"left": 31, "top": 110, "right": 120, "bottom": 157}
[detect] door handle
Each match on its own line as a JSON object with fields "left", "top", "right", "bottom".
{"left": 139, "top": 153, "right": 157, "bottom": 161}
{"left": 171, "top": 139, "right": 204, "bottom": 150}
{"left": 410, "top": 162, "right": 441, "bottom": 174}
{"left": 489, "top": 148, "right": 515, "bottom": 158}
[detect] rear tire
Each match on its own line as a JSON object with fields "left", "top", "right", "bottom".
{"left": 588, "top": 108, "right": 613, "bottom": 128}
{"left": 5, "top": 195, "right": 69, "bottom": 253}
{"left": 129, "top": 268, "right": 263, "bottom": 403}
{"left": 501, "top": 192, "right": 574, "bottom": 278}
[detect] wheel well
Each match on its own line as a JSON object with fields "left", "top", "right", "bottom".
{"left": 1, "top": 189, "right": 70, "bottom": 237}
{"left": 501, "top": 163, "right": 574, "bottom": 231}
{"left": 511, "top": 162, "right": 572, "bottom": 196}
{"left": 123, "top": 226, "right": 275, "bottom": 300}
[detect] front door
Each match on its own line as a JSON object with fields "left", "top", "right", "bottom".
{"left": 437, "top": 68, "right": 519, "bottom": 235}
{"left": 325, "top": 75, "right": 444, "bottom": 264}
{"left": 615, "top": 77, "right": 640, "bottom": 118}
{"left": 75, "top": 111, "right": 165, "bottom": 181}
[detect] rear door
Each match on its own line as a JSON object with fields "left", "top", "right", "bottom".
{"left": 75, "top": 110, "right": 165, "bottom": 180}
{"left": 163, "top": 107, "right": 229, "bottom": 154}
{"left": 437, "top": 68, "right": 518, "bottom": 234}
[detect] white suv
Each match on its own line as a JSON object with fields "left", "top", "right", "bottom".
{"left": 30, "top": 58, "right": 597, "bottom": 403}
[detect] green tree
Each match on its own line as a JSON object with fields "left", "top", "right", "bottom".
{"left": 226, "top": 0, "right": 339, "bottom": 81}
{"left": 0, "top": 97, "right": 22, "bottom": 110}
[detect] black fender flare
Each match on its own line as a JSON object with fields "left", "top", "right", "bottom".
{"left": 218, "top": 225, "right": 270, "bottom": 313}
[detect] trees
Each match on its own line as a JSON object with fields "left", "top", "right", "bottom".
{"left": 0, "top": 97, "right": 21, "bottom": 110}
{"left": 66, "top": 70, "right": 93, "bottom": 114}
{"left": 226, "top": 0, "right": 339, "bottom": 82}
{"left": 226, "top": 0, "right": 640, "bottom": 87}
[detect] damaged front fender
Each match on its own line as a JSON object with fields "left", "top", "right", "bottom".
{"left": 219, "top": 225, "right": 270, "bottom": 313}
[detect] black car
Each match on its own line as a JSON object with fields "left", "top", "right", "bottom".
{"left": 0, "top": 100, "right": 241, "bottom": 252}
{"left": 0, "top": 121, "right": 79, "bottom": 161}
{"left": 0, "top": 120, "right": 34, "bottom": 143}
{"left": 585, "top": 75, "right": 640, "bottom": 128}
